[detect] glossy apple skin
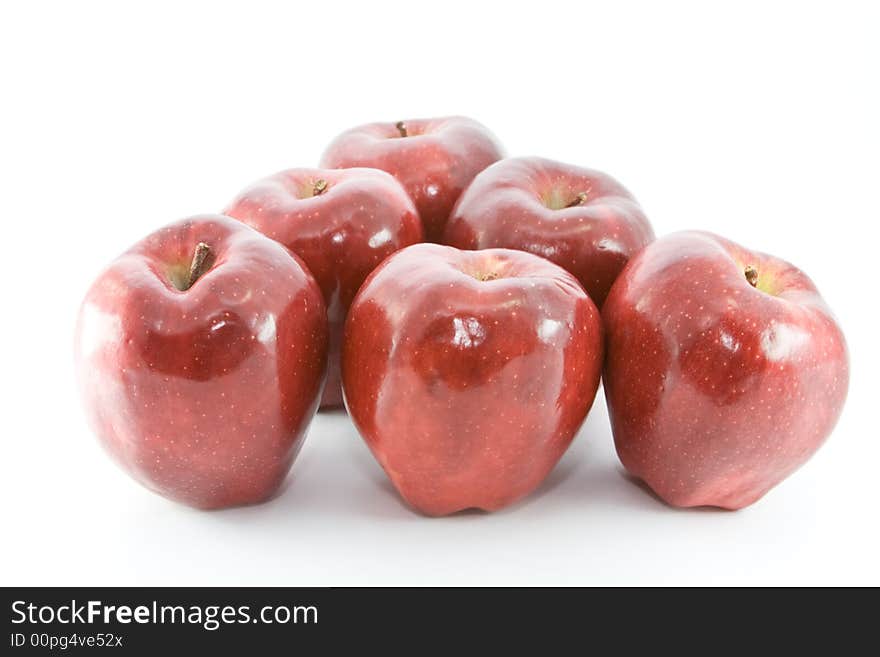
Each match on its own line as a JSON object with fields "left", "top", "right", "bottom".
{"left": 224, "top": 167, "right": 422, "bottom": 408}
{"left": 75, "top": 215, "right": 328, "bottom": 509}
{"left": 603, "top": 231, "right": 849, "bottom": 509}
{"left": 342, "top": 243, "right": 603, "bottom": 516}
{"left": 443, "top": 157, "right": 654, "bottom": 308}
{"left": 320, "top": 116, "right": 504, "bottom": 242}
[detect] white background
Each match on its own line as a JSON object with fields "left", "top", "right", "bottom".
{"left": 1, "top": 1, "right": 878, "bottom": 586}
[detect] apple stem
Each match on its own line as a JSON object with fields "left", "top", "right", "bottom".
{"left": 313, "top": 179, "right": 328, "bottom": 196}
{"left": 744, "top": 265, "right": 759, "bottom": 287}
{"left": 186, "top": 242, "right": 213, "bottom": 290}
{"left": 395, "top": 121, "right": 408, "bottom": 137}
{"left": 566, "top": 191, "right": 589, "bottom": 208}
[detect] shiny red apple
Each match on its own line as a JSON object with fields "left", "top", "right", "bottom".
{"left": 342, "top": 243, "right": 603, "bottom": 515}
{"left": 75, "top": 215, "right": 328, "bottom": 509}
{"left": 603, "top": 231, "right": 849, "bottom": 509}
{"left": 320, "top": 116, "right": 504, "bottom": 242}
{"left": 443, "top": 156, "right": 654, "bottom": 308}
{"left": 224, "top": 167, "right": 422, "bottom": 408}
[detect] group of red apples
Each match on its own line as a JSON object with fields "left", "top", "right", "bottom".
{"left": 76, "top": 116, "right": 849, "bottom": 515}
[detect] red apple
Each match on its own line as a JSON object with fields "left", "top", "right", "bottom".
{"left": 75, "top": 215, "right": 328, "bottom": 509}
{"left": 342, "top": 243, "right": 603, "bottom": 515}
{"left": 443, "top": 156, "right": 654, "bottom": 308}
{"left": 603, "top": 231, "right": 849, "bottom": 509}
{"left": 224, "top": 167, "right": 422, "bottom": 408}
{"left": 320, "top": 116, "right": 504, "bottom": 242}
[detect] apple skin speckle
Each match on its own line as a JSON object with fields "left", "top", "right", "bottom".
{"left": 602, "top": 230, "right": 849, "bottom": 509}
{"left": 342, "top": 243, "right": 603, "bottom": 516}
{"left": 74, "top": 215, "right": 328, "bottom": 510}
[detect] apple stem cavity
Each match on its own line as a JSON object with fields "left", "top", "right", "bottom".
{"left": 744, "top": 265, "right": 759, "bottom": 288}
{"left": 313, "top": 179, "right": 328, "bottom": 196}
{"left": 472, "top": 271, "right": 500, "bottom": 282}
{"left": 185, "top": 242, "right": 213, "bottom": 290}
{"left": 566, "top": 191, "right": 589, "bottom": 208}
{"left": 395, "top": 121, "right": 408, "bottom": 137}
